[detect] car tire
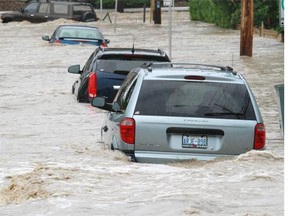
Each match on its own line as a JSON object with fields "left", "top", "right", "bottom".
{"left": 81, "top": 12, "right": 97, "bottom": 22}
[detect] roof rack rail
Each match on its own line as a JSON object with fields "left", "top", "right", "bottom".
{"left": 99, "top": 45, "right": 107, "bottom": 51}
{"left": 144, "top": 63, "right": 237, "bottom": 75}
{"left": 142, "top": 62, "right": 173, "bottom": 72}
{"left": 157, "top": 49, "right": 165, "bottom": 56}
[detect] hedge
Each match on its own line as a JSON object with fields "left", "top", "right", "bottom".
{"left": 189, "top": 0, "right": 282, "bottom": 30}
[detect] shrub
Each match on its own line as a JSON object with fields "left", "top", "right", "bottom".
{"left": 189, "top": 0, "right": 281, "bottom": 30}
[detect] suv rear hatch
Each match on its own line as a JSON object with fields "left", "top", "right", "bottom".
{"left": 94, "top": 54, "right": 170, "bottom": 102}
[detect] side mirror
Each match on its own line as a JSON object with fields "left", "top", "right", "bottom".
{"left": 105, "top": 39, "right": 110, "bottom": 44}
{"left": 91, "top": 97, "right": 112, "bottom": 111}
{"left": 68, "top": 65, "right": 81, "bottom": 74}
{"left": 91, "top": 97, "right": 105, "bottom": 107}
{"left": 42, "top": 35, "right": 50, "bottom": 41}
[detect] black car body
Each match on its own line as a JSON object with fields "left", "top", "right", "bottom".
{"left": 1, "top": 0, "right": 98, "bottom": 23}
{"left": 68, "top": 47, "right": 171, "bottom": 103}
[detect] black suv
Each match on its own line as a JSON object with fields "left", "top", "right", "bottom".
{"left": 1, "top": 0, "right": 98, "bottom": 23}
{"left": 67, "top": 47, "right": 171, "bottom": 103}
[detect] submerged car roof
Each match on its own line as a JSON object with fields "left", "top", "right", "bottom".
{"left": 41, "top": 1, "right": 93, "bottom": 5}
{"left": 98, "top": 48, "right": 169, "bottom": 57}
{"left": 58, "top": 25, "right": 99, "bottom": 29}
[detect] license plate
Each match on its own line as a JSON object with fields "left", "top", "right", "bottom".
{"left": 182, "top": 135, "right": 207, "bottom": 149}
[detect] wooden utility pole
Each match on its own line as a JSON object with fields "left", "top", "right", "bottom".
{"left": 150, "top": 0, "right": 154, "bottom": 23}
{"left": 240, "top": 0, "right": 253, "bottom": 57}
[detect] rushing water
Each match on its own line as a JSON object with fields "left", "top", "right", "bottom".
{"left": 0, "top": 11, "right": 284, "bottom": 216}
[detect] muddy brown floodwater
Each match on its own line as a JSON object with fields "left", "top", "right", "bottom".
{"left": 0, "top": 10, "right": 284, "bottom": 216}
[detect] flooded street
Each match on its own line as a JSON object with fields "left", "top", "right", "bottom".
{"left": 0, "top": 11, "right": 284, "bottom": 215}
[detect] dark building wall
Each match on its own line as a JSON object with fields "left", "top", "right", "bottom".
{"left": 0, "top": 0, "right": 26, "bottom": 11}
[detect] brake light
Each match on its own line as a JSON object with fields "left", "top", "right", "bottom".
{"left": 120, "top": 118, "right": 135, "bottom": 144}
{"left": 184, "top": 75, "right": 205, "bottom": 80}
{"left": 88, "top": 72, "right": 97, "bottom": 98}
{"left": 55, "top": 39, "right": 61, "bottom": 44}
{"left": 254, "top": 123, "right": 266, "bottom": 149}
{"left": 100, "top": 42, "right": 107, "bottom": 47}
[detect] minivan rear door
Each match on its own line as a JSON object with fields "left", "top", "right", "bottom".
{"left": 133, "top": 79, "right": 259, "bottom": 162}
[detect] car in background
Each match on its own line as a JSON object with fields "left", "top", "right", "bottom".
{"left": 67, "top": 47, "right": 171, "bottom": 103}
{"left": 42, "top": 25, "right": 110, "bottom": 46}
{"left": 91, "top": 63, "right": 266, "bottom": 163}
{"left": 1, "top": 0, "right": 98, "bottom": 23}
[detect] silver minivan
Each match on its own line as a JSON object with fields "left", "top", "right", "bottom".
{"left": 92, "top": 63, "right": 266, "bottom": 163}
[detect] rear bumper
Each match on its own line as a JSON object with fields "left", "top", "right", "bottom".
{"left": 134, "top": 150, "right": 235, "bottom": 164}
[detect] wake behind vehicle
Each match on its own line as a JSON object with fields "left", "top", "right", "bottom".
{"left": 68, "top": 47, "right": 171, "bottom": 103}
{"left": 42, "top": 25, "right": 110, "bottom": 46}
{"left": 91, "top": 63, "right": 266, "bottom": 163}
{"left": 1, "top": 0, "right": 98, "bottom": 23}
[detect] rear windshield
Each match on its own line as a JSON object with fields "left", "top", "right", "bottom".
{"left": 95, "top": 55, "right": 169, "bottom": 75}
{"left": 134, "top": 80, "right": 256, "bottom": 120}
{"left": 59, "top": 28, "right": 102, "bottom": 39}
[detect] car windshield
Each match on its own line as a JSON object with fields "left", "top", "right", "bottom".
{"left": 134, "top": 80, "right": 256, "bottom": 120}
{"left": 96, "top": 55, "right": 168, "bottom": 74}
{"left": 59, "top": 28, "right": 102, "bottom": 39}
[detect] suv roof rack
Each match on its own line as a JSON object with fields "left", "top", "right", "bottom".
{"left": 144, "top": 62, "right": 237, "bottom": 75}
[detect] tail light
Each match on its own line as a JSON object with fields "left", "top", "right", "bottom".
{"left": 254, "top": 123, "right": 266, "bottom": 149}
{"left": 100, "top": 42, "right": 107, "bottom": 47}
{"left": 88, "top": 72, "right": 97, "bottom": 98}
{"left": 120, "top": 118, "right": 135, "bottom": 144}
{"left": 55, "top": 39, "right": 61, "bottom": 44}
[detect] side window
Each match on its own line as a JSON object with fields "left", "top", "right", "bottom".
{"left": 81, "top": 53, "right": 96, "bottom": 77}
{"left": 53, "top": 4, "right": 69, "bottom": 15}
{"left": 115, "top": 73, "right": 138, "bottom": 111}
{"left": 23, "top": 2, "right": 38, "bottom": 13}
{"left": 38, "top": 3, "right": 50, "bottom": 14}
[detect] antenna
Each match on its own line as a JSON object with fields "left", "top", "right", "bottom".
{"left": 131, "top": 36, "right": 135, "bottom": 54}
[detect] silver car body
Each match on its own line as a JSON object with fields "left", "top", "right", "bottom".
{"left": 96, "top": 63, "right": 265, "bottom": 163}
